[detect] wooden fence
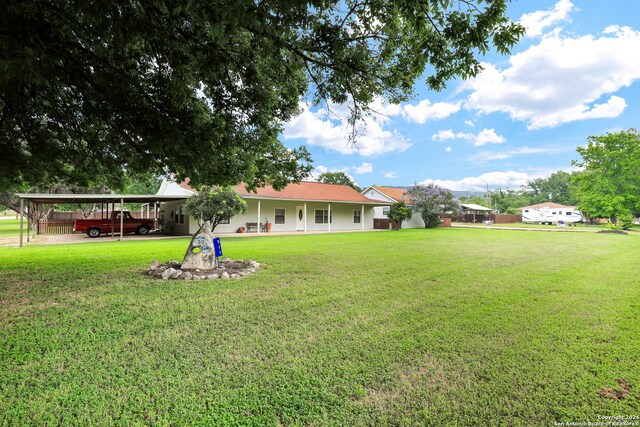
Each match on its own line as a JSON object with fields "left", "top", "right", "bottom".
{"left": 38, "top": 220, "right": 75, "bottom": 235}
{"left": 447, "top": 214, "right": 522, "bottom": 224}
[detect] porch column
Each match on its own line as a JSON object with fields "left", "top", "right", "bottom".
{"left": 19, "top": 198, "right": 24, "bottom": 247}
{"left": 111, "top": 201, "right": 115, "bottom": 236}
{"left": 328, "top": 203, "right": 331, "bottom": 232}
{"left": 26, "top": 201, "right": 30, "bottom": 243}
{"left": 257, "top": 200, "right": 261, "bottom": 234}
{"left": 304, "top": 203, "right": 307, "bottom": 232}
{"left": 119, "top": 197, "right": 124, "bottom": 240}
{"left": 361, "top": 204, "right": 365, "bottom": 231}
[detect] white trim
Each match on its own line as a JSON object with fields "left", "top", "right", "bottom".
{"left": 257, "top": 200, "right": 261, "bottom": 234}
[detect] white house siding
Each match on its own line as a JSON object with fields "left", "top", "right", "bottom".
{"left": 158, "top": 200, "right": 191, "bottom": 235}
{"left": 362, "top": 187, "right": 425, "bottom": 228}
{"left": 404, "top": 212, "right": 425, "bottom": 228}
{"left": 168, "top": 199, "right": 375, "bottom": 235}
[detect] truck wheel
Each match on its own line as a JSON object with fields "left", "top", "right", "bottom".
{"left": 87, "top": 228, "right": 101, "bottom": 238}
{"left": 136, "top": 225, "right": 150, "bottom": 235}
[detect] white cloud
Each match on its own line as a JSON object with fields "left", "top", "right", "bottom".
{"left": 445, "top": 146, "right": 453, "bottom": 153}
{"left": 464, "top": 120, "right": 475, "bottom": 127}
{"left": 402, "top": 99, "right": 461, "bottom": 124}
{"left": 420, "top": 167, "right": 581, "bottom": 192}
{"left": 519, "top": 0, "right": 575, "bottom": 38}
{"left": 284, "top": 102, "right": 411, "bottom": 156}
{"left": 431, "top": 128, "right": 505, "bottom": 146}
{"left": 420, "top": 171, "right": 539, "bottom": 192}
{"left": 469, "top": 146, "right": 572, "bottom": 164}
{"left": 384, "top": 172, "right": 398, "bottom": 179}
{"left": 474, "top": 129, "right": 506, "bottom": 146}
{"left": 463, "top": 25, "right": 640, "bottom": 129}
{"left": 353, "top": 162, "right": 373, "bottom": 174}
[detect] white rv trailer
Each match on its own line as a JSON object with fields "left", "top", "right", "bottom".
{"left": 522, "top": 207, "right": 583, "bottom": 224}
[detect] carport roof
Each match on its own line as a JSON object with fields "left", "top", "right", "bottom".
{"left": 16, "top": 193, "right": 189, "bottom": 204}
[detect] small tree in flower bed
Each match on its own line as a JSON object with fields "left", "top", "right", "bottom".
{"left": 184, "top": 186, "right": 247, "bottom": 231}
{"left": 407, "top": 183, "right": 460, "bottom": 228}
{"left": 388, "top": 201, "right": 411, "bottom": 230}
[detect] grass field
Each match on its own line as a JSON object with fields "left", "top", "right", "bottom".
{"left": 1, "top": 229, "right": 638, "bottom": 425}
{"left": 0, "top": 219, "right": 20, "bottom": 237}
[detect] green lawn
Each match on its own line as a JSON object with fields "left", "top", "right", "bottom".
{"left": 1, "top": 229, "right": 638, "bottom": 425}
{"left": 455, "top": 221, "right": 612, "bottom": 230}
{"left": 0, "top": 219, "right": 20, "bottom": 237}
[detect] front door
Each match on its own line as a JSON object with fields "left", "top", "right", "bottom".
{"left": 296, "top": 205, "right": 304, "bottom": 231}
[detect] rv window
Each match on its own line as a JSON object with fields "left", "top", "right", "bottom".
{"left": 524, "top": 210, "right": 529, "bottom": 212}
{"left": 552, "top": 212, "right": 556, "bottom": 215}
{"left": 566, "top": 212, "right": 572, "bottom": 215}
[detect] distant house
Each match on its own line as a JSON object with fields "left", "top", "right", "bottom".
{"left": 360, "top": 185, "right": 425, "bottom": 228}
{"left": 157, "top": 180, "right": 388, "bottom": 234}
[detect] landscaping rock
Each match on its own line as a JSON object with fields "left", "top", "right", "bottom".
{"left": 181, "top": 221, "right": 218, "bottom": 269}
{"left": 146, "top": 258, "right": 260, "bottom": 281}
{"left": 162, "top": 268, "right": 176, "bottom": 280}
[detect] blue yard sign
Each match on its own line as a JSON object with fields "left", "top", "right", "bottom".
{"left": 213, "top": 237, "right": 223, "bottom": 257}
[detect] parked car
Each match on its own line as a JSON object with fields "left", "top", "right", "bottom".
{"left": 74, "top": 211, "right": 155, "bottom": 237}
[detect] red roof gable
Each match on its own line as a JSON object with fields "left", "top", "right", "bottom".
{"left": 370, "top": 186, "right": 413, "bottom": 204}
{"left": 179, "top": 179, "right": 385, "bottom": 204}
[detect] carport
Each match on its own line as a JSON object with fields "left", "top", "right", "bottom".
{"left": 15, "top": 193, "right": 189, "bottom": 247}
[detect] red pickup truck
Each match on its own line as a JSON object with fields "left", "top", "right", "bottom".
{"left": 74, "top": 211, "right": 155, "bottom": 238}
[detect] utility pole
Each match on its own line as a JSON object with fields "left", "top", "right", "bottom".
{"left": 485, "top": 183, "right": 491, "bottom": 208}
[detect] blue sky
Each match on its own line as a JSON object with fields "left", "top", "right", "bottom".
{"left": 282, "top": 0, "right": 640, "bottom": 191}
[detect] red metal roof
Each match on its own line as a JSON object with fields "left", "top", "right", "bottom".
{"left": 180, "top": 179, "right": 385, "bottom": 204}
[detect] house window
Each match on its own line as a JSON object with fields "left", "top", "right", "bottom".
{"left": 274, "top": 208, "right": 286, "bottom": 224}
{"left": 382, "top": 206, "right": 390, "bottom": 216}
{"left": 219, "top": 217, "right": 231, "bottom": 224}
{"left": 178, "top": 206, "right": 185, "bottom": 224}
{"left": 353, "top": 210, "right": 361, "bottom": 223}
{"left": 315, "top": 209, "right": 332, "bottom": 224}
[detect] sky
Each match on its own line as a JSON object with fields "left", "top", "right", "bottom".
{"left": 281, "top": 0, "right": 640, "bottom": 192}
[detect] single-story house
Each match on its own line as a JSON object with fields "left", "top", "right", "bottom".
{"left": 157, "top": 180, "right": 389, "bottom": 235}
{"left": 360, "top": 185, "right": 425, "bottom": 228}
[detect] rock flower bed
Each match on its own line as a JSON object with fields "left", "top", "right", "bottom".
{"left": 146, "top": 258, "right": 260, "bottom": 280}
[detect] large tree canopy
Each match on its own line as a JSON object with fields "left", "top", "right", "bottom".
{"left": 1, "top": 0, "right": 523, "bottom": 191}
{"left": 526, "top": 171, "right": 579, "bottom": 206}
{"left": 572, "top": 129, "right": 640, "bottom": 222}
{"left": 406, "top": 183, "right": 460, "bottom": 228}
{"left": 317, "top": 171, "right": 361, "bottom": 192}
